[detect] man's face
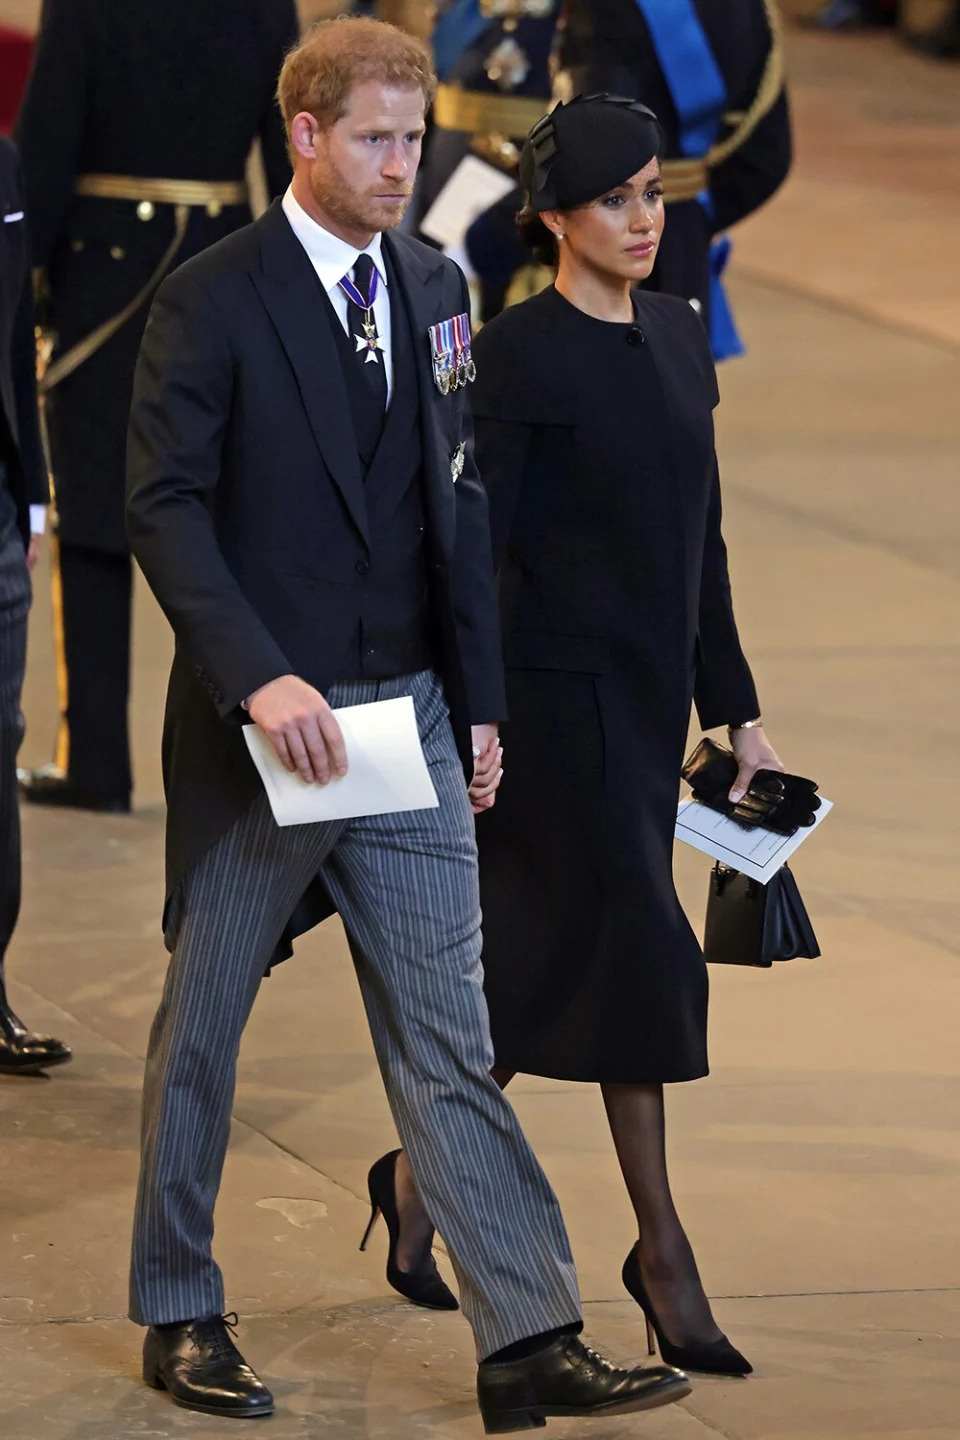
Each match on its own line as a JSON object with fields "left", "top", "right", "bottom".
{"left": 292, "top": 80, "right": 426, "bottom": 242}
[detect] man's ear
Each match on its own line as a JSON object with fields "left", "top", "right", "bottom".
{"left": 290, "top": 111, "right": 320, "bottom": 162}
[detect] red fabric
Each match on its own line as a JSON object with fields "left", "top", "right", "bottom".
{"left": 0, "top": 26, "right": 34, "bottom": 136}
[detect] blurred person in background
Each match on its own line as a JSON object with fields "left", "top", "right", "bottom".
{"left": 14, "top": 0, "right": 299, "bottom": 814}
{"left": 811, "top": 0, "right": 897, "bottom": 29}
{"left": 417, "top": 0, "right": 562, "bottom": 320}
{"left": 465, "top": 0, "right": 792, "bottom": 359}
{"left": 0, "top": 135, "right": 70, "bottom": 1075}
{"left": 908, "top": 0, "right": 960, "bottom": 55}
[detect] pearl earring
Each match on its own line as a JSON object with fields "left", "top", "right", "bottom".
{"left": 556, "top": 232, "right": 565, "bottom": 240}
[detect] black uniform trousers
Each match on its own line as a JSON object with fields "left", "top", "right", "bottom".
{"left": 0, "top": 477, "right": 30, "bottom": 983}
{"left": 56, "top": 540, "right": 132, "bottom": 800}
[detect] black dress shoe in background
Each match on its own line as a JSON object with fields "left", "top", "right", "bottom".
{"left": 477, "top": 1333, "right": 690, "bottom": 1434}
{"left": 143, "top": 1313, "right": 274, "bottom": 1418}
{"left": 911, "top": 19, "right": 960, "bottom": 58}
{"left": 0, "top": 1000, "right": 72, "bottom": 1075}
{"left": 18, "top": 766, "right": 131, "bottom": 814}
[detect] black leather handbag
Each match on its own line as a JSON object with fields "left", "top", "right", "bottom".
{"left": 703, "top": 863, "right": 821, "bottom": 967}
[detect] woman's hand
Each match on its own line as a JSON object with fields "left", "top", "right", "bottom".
{"left": 728, "top": 725, "right": 783, "bottom": 803}
{"left": 469, "top": 725, "right": 503, "bottom": 814}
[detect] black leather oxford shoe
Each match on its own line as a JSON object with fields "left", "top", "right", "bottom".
{"left": 143, "top": 1314, "right": 274, "bottom": 1418}
{"left": 477, "top": 1333, "right": 690, "bottom": 1434}
{"left": 18, "top": 767, "right": 131, "bottom": 814}
{"left": 0, "top": 999, "right": 72, "bottom": 1075}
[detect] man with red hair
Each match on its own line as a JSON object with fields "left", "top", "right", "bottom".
{"left": 125, "top": 15, "right": 689, "bottom": 1429}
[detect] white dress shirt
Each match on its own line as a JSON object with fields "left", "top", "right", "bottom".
{"left": 281, "top": 187, "right": 394, "bottom": 402}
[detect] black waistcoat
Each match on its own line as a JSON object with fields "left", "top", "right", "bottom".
{"left": 318, "top": 250, "right": 435, "bottom": 681}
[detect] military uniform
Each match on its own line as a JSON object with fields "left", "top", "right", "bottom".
{"left": 464, "top": 0, "right": 791, "bottom": 354}
{"left": 15, "top": 0, "right": 298, "bottom": 809}
{"left": 557, "top": 0, "right": 791, "bottom": 347}
{"left": 417, "top": 0, "right": 561, "bottom": 319}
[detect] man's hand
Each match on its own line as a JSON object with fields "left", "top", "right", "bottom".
{"left": 26, "top": 536, "right": 41, "bottom": 572}
{"left": 247, "top": 675, "right": 347, "bottom": 785}
{"left": 469, "top": 723, "right": 503, "bottom": 814}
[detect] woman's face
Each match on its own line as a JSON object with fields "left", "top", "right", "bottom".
{"left": 545, "top": 158, "right": 665, "bottom": 283}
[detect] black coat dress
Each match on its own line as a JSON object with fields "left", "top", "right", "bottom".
{"left": 471, "top": 286, "right": 759, "bottom": 1083}
{"left": 15, "top": 0, "right": 298, "bottom": 554}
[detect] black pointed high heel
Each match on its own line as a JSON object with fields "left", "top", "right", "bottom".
{"left": 622, "top": 1245, "right": 752, "bottom": 1377}
{"left": 360, "top": 1150, "right": 459, "bottom": 1311}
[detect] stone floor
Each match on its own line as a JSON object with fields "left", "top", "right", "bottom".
{"left": 3, "top": 20, "right": 960, "bottom": 1440}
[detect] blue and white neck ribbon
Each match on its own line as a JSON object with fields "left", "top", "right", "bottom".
{"left": 338, "top": 265, "right": 384, "bottom": 364}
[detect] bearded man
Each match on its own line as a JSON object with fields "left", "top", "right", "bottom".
{"left": 124, "top": 17, "right": 688, "bottom": 1430}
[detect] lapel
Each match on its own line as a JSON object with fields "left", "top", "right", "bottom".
{"left": 381, "top": 230, "right": 457, "bottom": 555}
{"left": 250, "top": 202, "right": 368, "bottom": 547}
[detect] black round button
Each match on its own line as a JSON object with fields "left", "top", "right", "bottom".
{"left": 356, "top": 560, "right": 369, "bottom": 576}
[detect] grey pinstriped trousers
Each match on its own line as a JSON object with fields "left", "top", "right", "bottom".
{"left": 129, "top": 670, "right": 581, "bottom": 1358}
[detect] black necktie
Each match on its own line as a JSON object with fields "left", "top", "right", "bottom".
{"left": 343, "top": 254, "right": 388, "bottom": 419}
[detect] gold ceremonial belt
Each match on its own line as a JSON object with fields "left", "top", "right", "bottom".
{"left": 661, "top": 159, "right": 709, "bottom": 205}
{"left": 433, "top": 89, "right": 706, "bottom": 202}
{"left": 434, "top": 84, "right": 549, "bottom": 138}
{"left": 39, "top": 176, "right": 247, "bottom": 394}
{"left": 75, "top": 173, "right": 248, "bottom": 218}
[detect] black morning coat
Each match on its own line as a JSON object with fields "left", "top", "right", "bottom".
{"left": 126, "top": 202, "right": 505, "bottom": 958}
{"left": 0, "top": 137, "right": 47, "bottom": 546}
{"left": 14, "top": 0, "right": 298, "bottom": 555}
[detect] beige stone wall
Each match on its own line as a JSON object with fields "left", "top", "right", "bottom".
{"left": 0, "top": 0, "right": 41, "bottom": 29}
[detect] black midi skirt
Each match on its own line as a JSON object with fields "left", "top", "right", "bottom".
{"left": 478, "top": 667, "right": 709, "bottom": 1085}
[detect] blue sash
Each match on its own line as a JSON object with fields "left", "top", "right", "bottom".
{"left": 632, "top": 0, "right": 745, "bottom": 360}
{"left": 432, "top": 0, "right": 489, "bottom": 83}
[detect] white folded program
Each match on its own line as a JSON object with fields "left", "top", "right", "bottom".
{"left": 243, "top": 695, "right": 439, "bottom": 827}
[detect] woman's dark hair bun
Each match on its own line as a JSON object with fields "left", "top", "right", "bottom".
{"left": 515, "top": 203, "right": 559, "bottom": 268}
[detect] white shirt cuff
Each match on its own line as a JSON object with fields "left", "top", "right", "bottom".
{"left": 29, "top": 505, "right": 47, "bottom": 535}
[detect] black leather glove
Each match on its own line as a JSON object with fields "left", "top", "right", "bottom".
{"left": 682, "top": 739, "right": 821, "bottom": 836}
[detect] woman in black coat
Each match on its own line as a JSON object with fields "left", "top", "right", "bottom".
{"left": 371, "top": 95, "right": 784, "bottom": 1375}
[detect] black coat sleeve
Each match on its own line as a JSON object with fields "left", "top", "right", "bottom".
{"left": 465, "top": 184, "right": 529, "bottom": 290}
{"left": 258, "top": 0, "right": 299, "bottom": 200}
{"left": 709, "top": 88, "right": 792, "bottom": 236}
{"left": 9, "top": 151, "right": 48, "bottom": 507}
{"left": 14, "top": 0, "right": 90, "bottom": 269}
{"left": 450, "top": 271, "right": 509, "bottom": 723}
{"left": 126, "top": 269, "right": 292, "bottom": 717}
{"left": 693, "top": 455, "right": 760, "bottom": 730}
